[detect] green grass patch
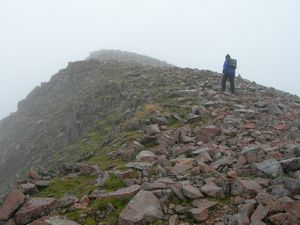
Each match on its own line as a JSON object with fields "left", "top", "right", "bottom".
{"left": 86, "top": 196, "right": 131, "bottom": 225}
{"left": 35, "top": 175, "right": 96, "bottom": 198}
{"left": 101, "top": 175, "right": 125, "bottom": 192}
{"left": 65, "top": 209, "right": 86, "bottom": 221}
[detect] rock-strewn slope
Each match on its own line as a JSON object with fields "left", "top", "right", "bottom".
{"left": 1, "top": 51, "right": 300, "bottom": 225}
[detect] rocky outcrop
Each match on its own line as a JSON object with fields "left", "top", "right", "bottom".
{"left": 1, "top": 50, "right": 300, "bottom": 224}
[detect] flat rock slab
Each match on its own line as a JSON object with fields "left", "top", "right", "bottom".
{"left": 0, "top": 190, "right": 25, "bottom": 221}
{"left": 15, "top": 198, "right": 60, "bottom": 225}
{"left": 96, "top": 185, "right": 140, "bottom": 200}
{"left": 118, "top": 190, "right": 163, "bottom": 225}
{"left": 29, "top": 216, "right": 80, "bottom": 225}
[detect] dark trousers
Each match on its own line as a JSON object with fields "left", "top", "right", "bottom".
{"left": 222, "top": 74, "right": 235, "bottom": 93}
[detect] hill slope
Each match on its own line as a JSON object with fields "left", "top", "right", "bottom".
{"left": 0, "top": 50, "right": 300, "bottom": 225}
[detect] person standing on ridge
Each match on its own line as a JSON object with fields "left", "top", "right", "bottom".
{"left": 222, "top": 54, "right": 237, "bottom": 94}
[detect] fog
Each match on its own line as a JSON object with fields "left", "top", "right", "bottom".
{"left": 0, "top": 0, "right": 299, "bottom": 119}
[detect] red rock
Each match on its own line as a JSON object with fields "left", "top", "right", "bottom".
{"left": 74, "top": 163, "right": 99, "bottom": 175}
{"left": 182, "top": 184, "right": 203, "bottom": 199}
{"left": 227, "top": 170, "right": 238, "bottom": 178}
{"left": 118, "top": 190, "right": 163, "bottom": 225}
{"left": 238, "top": 203, "right": 256, "bottom": 225}
{"left": 171, "top": 158, "right": 195, "bottom": 175}
{"left": 273, "top": 124, "right": 288, "bottom": 131}
{"left": 199, "top": 125, "right": 220, "bottom": 138}
{"left": 250, "top": 204, "right": 268, "bottom": 222}
{"left": 201, "top": 182, "right": 225, "bottom": 198}
{"left": 189, "top": 208, "right": 209, "bottom": 222}
{"left": 170, "top": 182, "right": 185, "bottom": 200}
{"left": 0, "top": 190, "right": 25, "bottom": 221}
{"left": 255, "top": 192, "right": 282, "bottom": 213}
{"left": 243, "top": 123, "right": 255, "bottom": 129}
{"left": 268, "top": 213, "right": 297, "bottom": 225}
{"left": 73, "top": 195, "right": 90, "bottom": 209}
{"left": 254, "top": 177, "right": 270, "bottom": 187}
{"left": 14, "top": 198, "right": 60, "bottom": 225}
{"left": 281, "top": 200, "right": 300, "bottom": 220}
{"left": 198, "top": 163, "right": 214, "bottom": 173}
{"left": 27, "top": 170, "right": 40, "bottom": 180}
{"left": 231, "top": 179, "right": 263, "bottom": 198}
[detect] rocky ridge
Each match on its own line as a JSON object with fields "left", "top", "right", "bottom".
{"left": 1, "top": 51, "right": 300, "bottom": 224}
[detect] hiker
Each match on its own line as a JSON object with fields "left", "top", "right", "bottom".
{"left": 222, "top": 54, "right": 237, "bottom": 94}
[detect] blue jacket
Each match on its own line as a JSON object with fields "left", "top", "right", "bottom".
{"left": 222, "top": 59, "right": 236, "bottom": 77}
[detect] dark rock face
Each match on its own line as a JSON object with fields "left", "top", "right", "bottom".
{"left": 0, "top": 54, "right": 174, "bottom": 196}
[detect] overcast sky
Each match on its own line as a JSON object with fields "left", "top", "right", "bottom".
{"left": 0, "top": 0, "right": 299, "bottom": 119}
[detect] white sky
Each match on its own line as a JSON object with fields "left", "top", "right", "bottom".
{"left": 0, "top": 0, "right": 299, "bottom": 119}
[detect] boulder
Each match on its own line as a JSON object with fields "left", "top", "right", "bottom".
{"left": 74, "top": 163, "right": 99, "bottom": 175}
{"left": 239, "top": 146, "right": 266, "bottom": 164}
{"left": 171, "top": 158, "right": 195, "bottom": 175}
{"left": 271, "top": 177, "right": 300, "bottom": 194}
{"left": 182, "top": 184, "right": 203, "bottom": 199}
{"left": 231, "top": 179, "right": 262, "bottom": 198}
{"left": 268, "top": 213, "right": 297, "bottom": 225}
{"left": 136, "top": 151, "right": 156, "bottom": 162}
{"left": 250, "top": 204, "right": 268, "bottom": 222}
{"left": 201, "top": 182, "right": 225, "bottom": 198}
{"left": 251, "top": 159, "right": 283, "bottom": 178}
{"left": 145, "top": 124, "right": 160, "bottom": 136}
{"left": 26, "top": 170, "right": 40, "bottom": 180}
{"left": 15, "top": 198, "right": 60, "bottom": 225}
{"left": 281, "top": 200, "right": 300, "bottom": 221}
{"left": 118, "top": 190, "right": 163, "bottom": 225}
{"left": 0, "top": 190, "right": 25, "bottom": 221}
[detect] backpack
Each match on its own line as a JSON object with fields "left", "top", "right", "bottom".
{"left": 229, "top": 59, "right": 237, "bottom": 69}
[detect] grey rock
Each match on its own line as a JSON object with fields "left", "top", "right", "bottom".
{"left": 251, "top": 159, "right": 284, "bottom": 178}
{"left": 271, "top": 177, "right": 300, "bottom": 194}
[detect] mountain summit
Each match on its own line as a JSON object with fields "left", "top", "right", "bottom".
{"left": 0, "top": 50, "right": 300, "bottom": 225}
